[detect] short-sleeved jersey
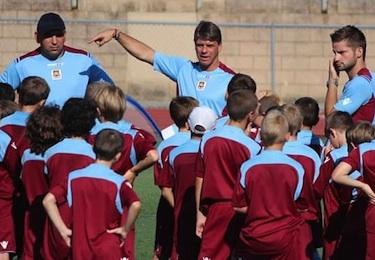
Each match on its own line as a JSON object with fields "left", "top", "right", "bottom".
{"left": 343, "top": 140, "right": 375, "bottom": 191}
{"left": 43, "top": 138, "right": 95, "bottom": 260}
{"left": 314, "top": 144, "right": 361, "bottom": 203}
{"left": 0, "top": 111, "right": 30, "bottom": 177}
{"left": 20, "top": 149, "right": 47, "bottom": 260}
{"left": 198, "top": 125, "right": 261, "bottom": 206}
{"left": 0, "top": 46, "right": 113, "bottom": 107}
{"left": 88, "top": 121, "right": 155, "bottom": 175}
{"left": 334, "top": 68, "right": 375, "bottom": 123}
{"left": 20, "top": 149, "right": 48, "bottom": 206}
{"left": 153, "top": 52, "right": 235, "bottom": 116}
{"left": 283, "top": 140, "right": 322, "bottom": 221}
{"left": 45, "top": 138, "right": 95, "bottom": 192}
{"left": 297, "top": 129, "right": 324, "bottom": 156}
{"left": 0, "top": 129, "right": 16, "bottom": 253}
{"left": 169, "top": 139, "right": 200, "bottom": 221}
{"left": 238, "top": 150, "right": 305, "bottom": 255}
{"left": 154, "top": 131, "right": 190, "bottom": 187}
{"left": 61, "top": 163, "right": 139, "bottom": 260}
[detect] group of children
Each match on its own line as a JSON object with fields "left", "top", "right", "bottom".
{"left": 0, "top": 71, "right": 375, "bottom": 260}
{"left": 0, "top": 78, "right": 156, "bottom": 260}
{"left": 154, "top": 73, "right": 375, "bottom": 260}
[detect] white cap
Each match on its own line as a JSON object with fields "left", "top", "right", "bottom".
{"left": 188, "top": 106, "right": 217, "bottom": 134}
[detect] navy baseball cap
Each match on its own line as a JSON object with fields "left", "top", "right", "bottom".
{"left": 37, "top": 12, "right": 65, "bottom": 37}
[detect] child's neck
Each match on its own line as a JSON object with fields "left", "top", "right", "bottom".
{"left": 228, "top": 119, "right": 248, "bottom": 131}
{"left": 95, "top": 159, "right": 113, "bottom": 168}
{"left": 301, "top": 125, "right": 312, "bottom": 131}
{"left": 265, "top": 143, "right": 284, "bottom": 151}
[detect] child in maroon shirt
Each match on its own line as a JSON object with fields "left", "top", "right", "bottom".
{"left": 234, "top": 109, "right": 312, "bottom": 259}
{"left": 43, "top": 129, "right": 141, "bottom": 260}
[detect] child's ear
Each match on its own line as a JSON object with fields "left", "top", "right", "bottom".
{"left": 248, "top": 110, "right": 258, "bottom": 122}
{"left": 185, "top": 122, "right": 190, "bottom": 131}
{"left": 330, "top": 128, "right": 337, "bottom": 139}
{"left": 285, "top": 132, "right": 292, "bottom": 141}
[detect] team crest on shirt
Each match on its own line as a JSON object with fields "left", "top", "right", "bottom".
{"left": 51, "top": 68, "right": 62, "bottom": 80}
{"left": 196, "top": 80, "right": 207, "bottom": 91}
{"left": 0, "top": 241, "right": 8, "bottom": 249}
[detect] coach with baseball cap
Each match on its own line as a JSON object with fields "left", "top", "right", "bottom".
{"left": 0, "top": 12, "right": 113, "bottom": 108}
{"left": 37, "top": 12, "right": 66, "bottom": 40}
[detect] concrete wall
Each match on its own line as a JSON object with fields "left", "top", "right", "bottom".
{"left": 1, "top": 0, "right": 375, "bottom": 107}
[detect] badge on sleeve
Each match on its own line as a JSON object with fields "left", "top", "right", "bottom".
{"left": 196, "top": 80, "right": 207, "bottom": 91}
{"left": 51, "top": 69, "right": 62, "bottom": 80}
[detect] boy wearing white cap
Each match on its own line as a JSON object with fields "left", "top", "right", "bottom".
{"left": 167, "top": 106, "right": 217, "bottom": 260}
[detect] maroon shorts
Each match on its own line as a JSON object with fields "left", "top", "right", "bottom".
{"left": 0, "top": 171, "right": 16, "bottom": 254}
{"left": 198, "top": 201, "right": 243, "bottom": 259}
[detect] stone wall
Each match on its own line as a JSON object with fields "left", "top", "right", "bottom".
{"left": 1, "top": 0, "right": 375, "bottom": 107}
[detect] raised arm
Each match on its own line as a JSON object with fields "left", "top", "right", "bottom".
{"left": 325, "top": 59, "right": 339, "bottom": 117}
{"left": 89, "top": 28, "right": 155, "bottom": 65}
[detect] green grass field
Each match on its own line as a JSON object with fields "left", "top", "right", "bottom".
{"left": 134, "top": 168, "right": 160, "bottom": 259}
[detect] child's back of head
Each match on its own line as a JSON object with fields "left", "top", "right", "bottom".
{"left": 62, "top": 98, "right": 97, "bottom": 138}
{"left": 325, "top": 111, "right": 353, "bottom": 135}
{"left": 227, "top": 89, "right": 258, "bottom": 122}
{"left": 94, "top": 129, "right": 123, "bottom": 161}
{"left": 346, "top": 121, "right": 375, "bottom": 149}
{"left": 227, "top": 73, "right": 257, "bottom": 95}
{"left": 94, "top": 85, "right": 126, "bottom": 123}
{"left": 26, "top": 105, "right": 63, "bottom": 155}
{"left": 260, "top": 109, "right": 289, "bottom": 147}
{"left": 169, "top": 96, "right": 199, "bottom": 129}
{"left": 84, "top": 81, "right": 112, "bottom": 106}
{"left": 18, "top": 76, "right": 50, "bottom": 107}
{"left": 295, "top": 97, "right": 320, "bottom": 128}
{"left": 280, "top": 104, "right": 303, "bottom": 136}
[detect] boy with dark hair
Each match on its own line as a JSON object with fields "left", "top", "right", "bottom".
{"left": 0, "top": 76, "right": 49, "bottom": 176}
{"left": 0, "top": 104, "right": 23, "bottom": 259}
{"left": 21, "top": 106, "right": 63, "bottom": 260}
{"left": 217, "top": 73, "right": 257, "bottom": 121}
{"left": 167, "top": 106, "right": 217, "bottom": 260}
{"left": 295, "top": 96, "right": 324, "bottom": 156}
{"left": 153, "top": 96, "right": 198, "bottom": 259}
{"left": 0, "top": 76, "right": 49, "bottom": 257}
{"left": 43, "top": 129, "right": 141, "bottom": 260}
{"left": 326, "top": 25, "right": 375, "bottom": 123}
{"left": 42, "top": 98, "right": 97, "bottom": 260}
{"left": 196, "top": 89, "right": 261, "bottom": 259}
{"left": 313, "top": 111, "right": 354, "bottom": 260}
{"left": 280, "top": 104, "right": 322, "bottom": 257}
{"left": 332, "top": 123, "right": 375, "bottom": 260}
{"left": 234, "top": 109, "right": 311, "bottom": 259}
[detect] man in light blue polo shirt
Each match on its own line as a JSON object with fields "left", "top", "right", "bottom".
{"left": 0, "top": 12, "right": 113, "bottom": 108}
{"left": 90, "top": 21, "right": 235, "bottom": 116}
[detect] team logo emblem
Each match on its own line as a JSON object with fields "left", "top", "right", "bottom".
{"left": 196, "top": 80, "right": 207, "bottom": 91}
{"left": 51, "top": 69, "right": 62, "bottom": 80}
{"left": 0, "top": 241, "right": 8, "bottom": 249}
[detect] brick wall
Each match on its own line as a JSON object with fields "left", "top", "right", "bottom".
{"left": 1, "top": 0, "right": 375, "bottom": 107}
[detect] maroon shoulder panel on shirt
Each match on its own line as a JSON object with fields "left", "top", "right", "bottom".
{"left": 219, "top": 62, "right": 236, "bottom": 74}
{"left": 64, "top": 45, "right": 89, "bottom": 56}
{"left": 17, "top": 48, "right": 41, "bottom": 61}
{"left": 357, "top": 67, "right": 372, "bottom": 80}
